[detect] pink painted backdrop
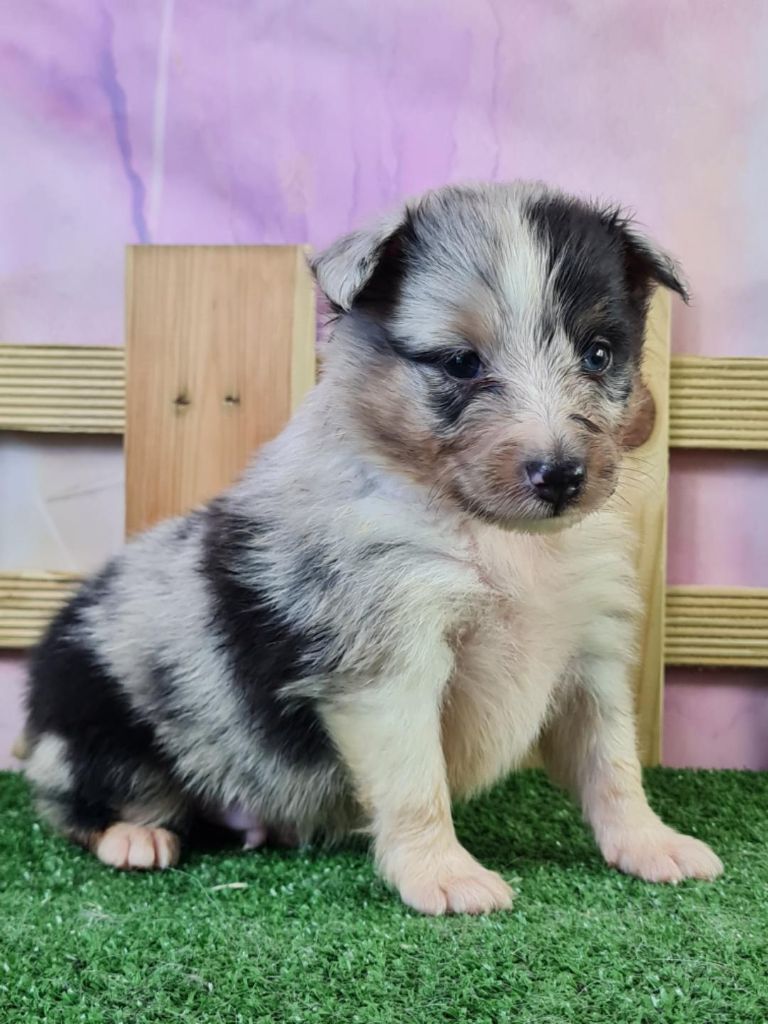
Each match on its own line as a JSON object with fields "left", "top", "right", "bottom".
{"left": 1, "top": 0, "right": 766, "bottom": 767}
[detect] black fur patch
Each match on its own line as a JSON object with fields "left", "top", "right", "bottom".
{"left": 290, "top": 543, "right": 342, "bottom": 596}
{"left": 201, "top": 504, "right": 338, "bottom": 767}
{"left": 428, "top": 374, "right": 504, "bottom": 432}
{"left": 525, "top": 195, "right": 646, "bottom": 381}
{"left": 427, "top": 378, "right": 475, "bottom": 429}
{"left": 27, "top": 566, "right": 171, "bottom": 831}
{"left": 353, "top": 214, "right": 419, "bottom": 316}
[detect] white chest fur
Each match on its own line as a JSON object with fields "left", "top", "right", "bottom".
{"left": 442, "top": 510, "right": 638, "bottom": 797}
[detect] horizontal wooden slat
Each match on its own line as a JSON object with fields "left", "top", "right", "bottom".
{"left": 2, "top": 573, "right": 766, "bottom": 670}
{"left": 0, "top": 571, "right": 80, "bottom": 648}
{"left": 665, "top": 586, "right": 768, "bottom": 667}
{"left": 0, "top": 345, "right": 124, "bottom": 433}
{"left": 2, "top": 346, "right": 768, "bottom": 449}
{"left": 669, "top": 356, "right": 768, "bottom": 450}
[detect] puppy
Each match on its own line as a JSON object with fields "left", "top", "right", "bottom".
{"left": 23, "top": 181, "right": 722, "bottom": 913}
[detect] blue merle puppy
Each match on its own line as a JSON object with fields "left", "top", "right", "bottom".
{"left": 22, "top": 182, "right": 722, "bottom": 915}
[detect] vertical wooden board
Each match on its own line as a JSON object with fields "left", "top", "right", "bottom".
{"left": 125, "top": 246, "right": 315, "bottom": 534}
{"left": 621, "top": 290, "right": 671, "bottom": 765}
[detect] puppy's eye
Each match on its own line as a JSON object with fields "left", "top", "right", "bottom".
{"left": 443, "top": 351, "right": 483, "bottom": 380}
{"left": 581, "top": 340, "right": 612, "bottom": 376}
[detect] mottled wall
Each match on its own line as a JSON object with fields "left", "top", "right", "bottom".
{"left": 1, "top": 0, "right": 766, "bottom": 767}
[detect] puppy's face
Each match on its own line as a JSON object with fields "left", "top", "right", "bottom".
{"left": 313, "top": 183, "right": 687, "bottom": 530}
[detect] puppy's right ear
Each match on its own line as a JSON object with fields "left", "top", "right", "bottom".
{"left": 309, "top": 206, "right": 411, "bottom": 312}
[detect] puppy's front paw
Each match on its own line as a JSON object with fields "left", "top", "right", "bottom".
{"left": 600, "top": 824, "right": 723, "bottom": 883}
{"left": 384, "top": 844, "right": 514, "bottom": 916}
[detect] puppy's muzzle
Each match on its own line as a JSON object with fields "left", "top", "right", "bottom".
{"left": 524, "top": 458, "right": 585, "bottom": 513}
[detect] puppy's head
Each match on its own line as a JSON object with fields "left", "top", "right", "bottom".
{"left": 312, "top": 182, "right": 687, "bottom": 531}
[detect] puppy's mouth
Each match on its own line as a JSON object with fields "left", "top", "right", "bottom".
{"left": 509, "top": 502, "right": 592, "bottom": 534}
{"left": 453, "top": 488, "right": 586, "bottom": 532}
{"left": 452, "top": 464, "right": 619, "bottom": 532}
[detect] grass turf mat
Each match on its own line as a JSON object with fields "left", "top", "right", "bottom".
{"left": 0, "top": 769, "right": 766, "bottom": 1023}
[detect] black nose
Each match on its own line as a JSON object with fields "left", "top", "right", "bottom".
{"left": 525, "top": 459, "right": 586, "bottom": 508}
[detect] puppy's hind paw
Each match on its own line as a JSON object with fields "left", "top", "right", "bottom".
{"left": 93, "top": 824, "right": 180, "bottom": 871}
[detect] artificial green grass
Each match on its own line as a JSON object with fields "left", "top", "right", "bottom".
{"left": 1, "top": 770, "right": 766, "bottom": 1024}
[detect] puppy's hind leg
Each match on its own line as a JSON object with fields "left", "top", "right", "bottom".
{"left": 25, "top": 732, "right": 189, "bottom": 871}
{"left": 24, "top": 599, "right": 190, "bottom": 870}
{"left": 322, "top": 642, "right": 513, "bottom": 916}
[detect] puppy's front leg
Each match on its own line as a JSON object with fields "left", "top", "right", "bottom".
{"left": 541, "top": 659, "right": 723, "bottom": 884}
{"left": 323, "top": 656, "right": 513, "bottom": 915}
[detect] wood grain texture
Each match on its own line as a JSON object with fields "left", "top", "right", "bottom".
{"left": 124, "top": 245, "right": 315, "bottom": 533}
{"left": 665, "top": 586, "right": 768, "bottom": 667}
{"left": 0, "top": 345, "right": 124, "bottom": 434}
{"left": 0, "top": 571, "right": 80, "bottom": 648}
{"left": 619, "top": 290, "right": 671, "bottom": 765}
{"left": 669, "top": 356, "right": 768, "bottom": 450}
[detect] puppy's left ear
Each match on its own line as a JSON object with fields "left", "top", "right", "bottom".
{"left": 605, "top": 212, "right": 690, "bottom": 306}
{"left": 309, "top": 206, "right": 410, "bottom": 312}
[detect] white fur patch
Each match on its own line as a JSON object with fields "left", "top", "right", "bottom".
{"left": 25, "top": 734, "right": 72, "bottom": 792}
